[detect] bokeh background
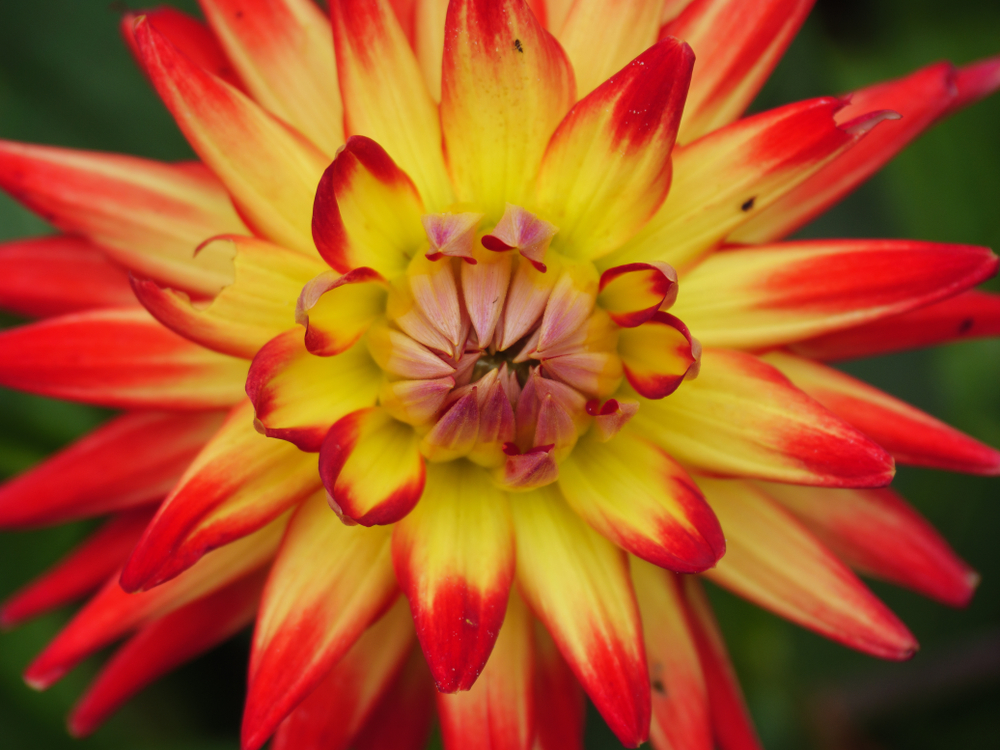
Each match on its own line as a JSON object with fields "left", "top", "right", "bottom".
{"left": 1, "top": 1, "right": 998, "bottom": 748}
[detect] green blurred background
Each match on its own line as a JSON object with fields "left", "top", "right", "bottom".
{"left": 0, "top": 1, "right": 998, "bottom": 748}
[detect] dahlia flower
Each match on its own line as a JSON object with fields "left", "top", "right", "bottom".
{"left": 0, "top": 0, "right": 998, "bottom": 748}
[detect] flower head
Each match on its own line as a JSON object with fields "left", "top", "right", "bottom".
{"left": 0, "top": 1, "right": 998, "bottom": 749}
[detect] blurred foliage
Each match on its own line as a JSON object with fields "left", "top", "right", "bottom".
{"left": 0, "top": 1, "right": 998, "bottom": 749}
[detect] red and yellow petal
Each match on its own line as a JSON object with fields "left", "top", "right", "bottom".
{"left": 0, "top": 410, "right": 223, "bottom": 527}
{"left": 393, "top": 461, "right": 514, "bottom": 692}
{"left": 598, "top": 261, "right": 678, "bottom": 328}
{"left": 617, "top": 312, "right": 700, "bottom": 399}
{"left": 198, "top": 0, "right": 343, "bottom": 155}
{"left": 320, "top": 407, "right": 425, "bottom": 526}
{"left": 297, "top": 267, "right": 389, "bottom": 356}
{"left": 246, "top": 327, "right": 381, "bottom": 451}
{"left": 135, "top": 235, "right": 327, "bottom": 359}
{"left": 763, "top": 351, "right": 1000, "bottom": 475}
{"left": 673, "top": 240, "right": 998, "bottom": 350}
{"left": 559, "top": 430, "right": 725, "bottom": 573}
{"left": 352, "top": 645, "right": 437, "bottom": 750}
{"left": 536, "top": 38, "right": 694, "bottom": 261}
{"left": 0, "top": 141, "right": 246, "bottom": 296}
{"left": 133, "top": 17, "right": 328, "bottom": 256}
{"left": 441, "top": 0, "right": 575, "bottom": 218}
{"left": 699, "top": 479, "right": 918, "bottom": 660}
{"left": 512, "top": 486, "right": 650, "bottom": 748}
{"left": 331, "top": 0, "right": 454, "bottom": 210}
{"left": 0, "top": 309, "right": 249, "bottom": 410}
{"left": 120, "top": 400, "right": 320, "bottom": 592}
{"left": 532, "top": 621, "right": 586, "bottom": 750}
{"left": 631, "top": 348, "right": 895, "bottom": 487}
{"left": 312, "top": 135, "right": 427, "bottom": 276}
{"left": 243, "top": 492, "right": 396, "bottom": 750}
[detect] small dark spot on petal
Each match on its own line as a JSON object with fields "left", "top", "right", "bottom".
{"left": 514, "top": 39, "right": 524, "bottom": 53}
{"left": 741, "top": 197, "right": 756, "bottom": 212}
{"left": 652, "top": 679, "right": 666, "bottom": 694}
{"left": 958, "top": 317, "right": 975, "bottom": 335}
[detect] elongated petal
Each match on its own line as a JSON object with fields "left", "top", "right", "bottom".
{"left": 665, "top": 0, "right": 815, "bottom": 144}
{"left": 631, "top": 559, "right": 712, "bottom": 750}
{"left": 761, "top": 482, "right": 979, "bottom": 608}
{"left": 699, "top": 479, "right": 918, "bottom": 660}
{"left": 0, "top": 236, "right": 136, "bottom": 318}
{"left": 606, "top": 97, "right": 892, "bottom": 271}
{"left": 598, "top": 261, "right": 678, "bottom": 328}
{"left": 558, "top": 0, "right": 662, "bottom": 98}
{"left": 437, "top": 590, "right": 534, "bottom": 750}
{"left": 331, "top": 0, "right": 454, "bottom": 209}
{"left": 0, "top": 141, "right": 246, "bottom": 296}
{"left": 559, "top": 430, "right": 724, "bottom": 573}
{"left": 135, "top": 235, "right": 327, "bottom": 358}
{"left": 321, "top": 407, "right": 425, "bottom": 526}
{"left": 198, "top": 0, "right": 343, "bottom": 154}
{"left": 763, "top": 351, "right": 1000, "bottom": 475}
{"left": 672, "top": 240, "right": 998, "bottom": 349}
{"left": 0, "top": 410, "right": 223, "bottom": 527}
{"left": 533, "top": 622, "right": 586, "bottom": 750}
{"left": 243, "top": 492, "right": 396, "bottom": 750}
{"left": 0, "top": 309, "right": 249, "bottom": 410}
{"left": 68, "top": 569, "right": 264, "bottom": 737}
{"left": 297, "top": 267, "right": 389, "bottom": 356}
{"left": 681, "top": 577, "right": 763, "bottom": 750}
{"left": 271, "top": 599, "right": 414, "bottom": 750}
{"left": 630, "top": 348, "right": 895, "bottom": 487}
{"left": 24, "top": 517, "right": 285, "bottom": 690}
{"left": 393, "top": 461, "right": 514, "bottom": 692}
{"left": 536, "top": 38, "right": 693, "bottom": 261}
{"left": 790, "top": 289, "right": 1000, "bottom": 361}
{"left": 734, "top": 58, "right": 1000, "bottom": 243}
{"left": 512, "top": 486, "right": 650, "bottom": 748}
{"left": 246, "top": 328, "right": 381, "bottom": 450}
{"left": 312, "top": 135, "right": 427, "bottom": 275}
{"left": 0, "top": 510, "right": 153, "bottom": 628}
{"left": 134, "top": 17, "right": 328, "bottom": 255}
{"left": 121, "top": 401, "right": 320, "bottom": 592}
{"left": 413, "top": 0, "right": 448, "bottom": 99}
{"left": 617, "top": 311, "right": 700, "bottom": 399}
{"left": 441, "top": 0, "right": 574, "bottom": 217}
{"left": 352, "top": 646, "right": 437, "bottom": 750}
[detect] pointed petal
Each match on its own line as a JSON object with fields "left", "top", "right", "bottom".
{"left": 321, "top": 407, "right": 425, "bottom": 526}
{"left": 598, "top": 261, "right": 678, "bottom": 328}
{"left": 699, "top": 478, "right": 918, "bottom": 660}
{"left": 312, "top": 135, "right": 427, "bottom": 275}
{"left": 462, "top": 250, "right": 513, "bottom": 347}
{"left": 536, "top": 38, "right": 694, "bottom": 261}
{"left": 120, "top": 401, "right": 320, "bottom": 592}
{"left": 441, "top": 0, "right": 575, "bottom": 217}
{"left": 674, "top": 240, "right": 998, "bottom": 349}
{"left": 665, "top": 0, "right": 815, "bottom": 144}
{"left": 0, "top": 309, "right": 249, "bottom": 410}
{"left": 393, "top": 461, "right": 514, "bottom": 692}
{"left": 352, "top": 646, "right": 437, "bottom": 750}
{"left": 437, "top": 590, "right": 534, "bottom": 750}
{"left": 558, "top": 0, "right": 662, "bottom": 98}
{"left": 271, "top": 599, "right": 414, "bottom": 750}
{"left": 763, "top": 351, "right": 1000, "bottom": 475}
{"left": 533, "top": 622, "right": 586, "bottom": 750}
{"left": 790, "top": 290, "right": 1000, "bottom": 361}
{"left": 297, "top": 267, "right": 388, "bottom": 356}
{"left": 246, "top": 328, "right": 381, "bottom": 450}
{"left": 512, "top": 486, "right": 650, "bottom": 748}
{"left": 380, "top": 376, "right": 456, "bottom": 427}
{"left": 0, "top": 236, "right": 137, "bottom": 318}
{"left": 243, "top": 493, "right": 396, "bottom": 750}
{"left": 630, "top": 559, "right": 712, "bottom": 750}
{"left": 499, "top": 255, "right": 562, "bottom": 350}
{"left": 0, "top": 141, "right": 247, "bottom": 296}
{"left": 0, "top": 510, "right": 153, "bottom": 628}
{"left": 952, "top": 53, "right": 1000, "bottom": 109}
{"left": 761, "top": 482, "right": 979, "bottom": 608}
{"left": 331, "top": 0, "right": 454, "bottom": 209}
{"left": 631, "top": 348, "right": 895, "bottom": 487}
{"left": 618, "top": 311, "right": 700, "bottom": 399}
{"left": 133, "top": 17, "right": 328, "bottom": 255}
{"left": 24, "top": 517, "right": 285, "bottom": 690}
{"left": 734, "top": 58, "right": 1000, "bottom": 243}
{"left": 67, "top": 569, "right": 264, "bottom": 737}
{"left": 559, "top": 430, "right": 725, "bottom": 573}
{"left": 198, "top": 0, "right": 343, "bottom": 155}
{"left": 606, "top": 97, "right": 893, "bottom": 271}
{"left": 0, "top": 410, "right": 223, "bottom": 527}
{"left": 367, "top": 320, "right": 457, "bottom": 381}
{"left": 135, "top": 235, "right": 327, "bottom": 358}
{"left": 681, "top": 576, "right": 763, "bottom": 750}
